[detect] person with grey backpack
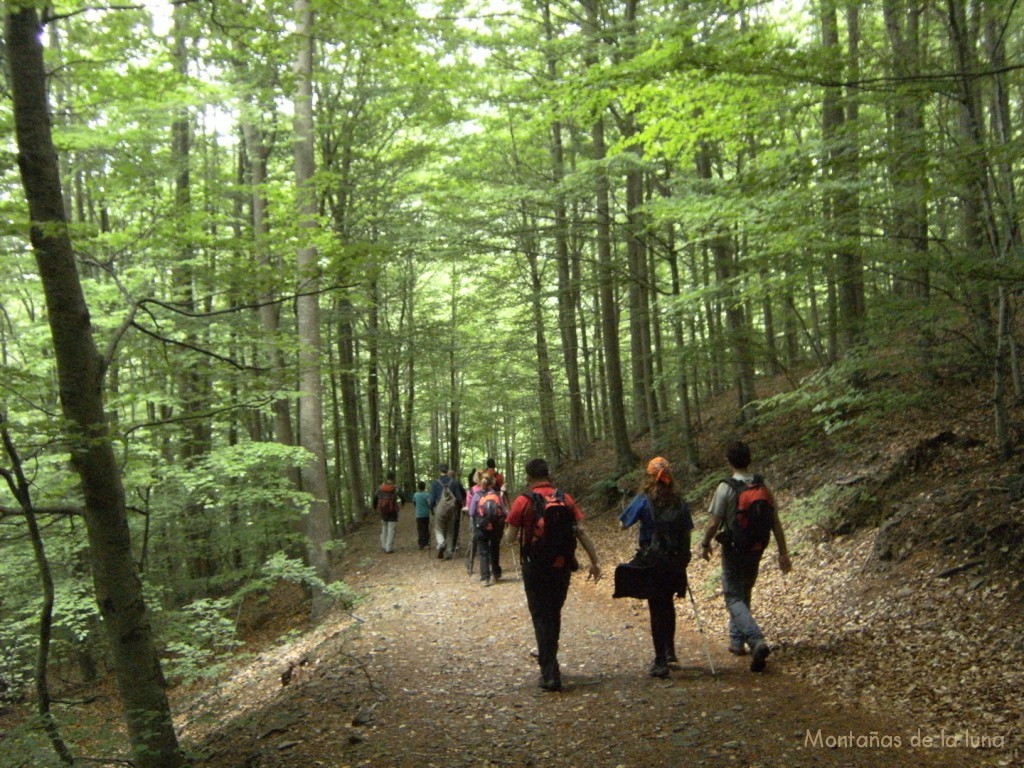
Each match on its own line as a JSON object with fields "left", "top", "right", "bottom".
{"left": 700, "top": 441, "right": 791, "bottom": 672}
{"left": 430, "top": 464, "right": 465, "bottom": 560}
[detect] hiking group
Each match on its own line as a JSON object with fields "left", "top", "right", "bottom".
{"left": 373, "top": 441, "right": 791, "bottom": 689}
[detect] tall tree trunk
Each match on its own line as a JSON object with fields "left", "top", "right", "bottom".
{"left": 584, "top": 0, "right": 634, "bottom": 473}
{"left": 820, "top": 0, "right": 866, "bottom": 359}
{"left": 172, "top": 5, "right": 215, "bottom": 580}
{"left": 625, "top": 147, "right": 658, "bottom": 441}
{"left": 366, "top": 276, "right": 383, "bottom": 484}
{"left": 447, "top": 282, "right": 462, "bottom": 469}
{"left": 5, "top": 8, "right": 183, "bottom": 765}
{"left": 667, "top": 234, "right": 700, "bottom": 469}
{"left": 2, "top": 427, "right": 75, "bottom": 766}
{"left": 883, "top": 0, "right": 933, "bottom": 369}
{"left": 236, "top": 47, "right": 298, "bottom": 481}
{"left": 592, "top": 114, "right": 636, "bottom": 472}
{"left": 946, "top": 0, "right": 993, "bottom": 343}
{"left": 293, "top": 0, "right": 335, "bottom": 596}
{"left": 946, "top": 0, "right": 1008, "bottom": 455}
{"left": 523, "top": 208, "right": 563, "bottom": 462}
{"left": 337, "top": 299, "right": 366, "bottom": 522}
{"left": 400, "top": 261, "right": 418, "bottom": 493}
{"left": 696, "top": 144, "right": 756, "bottom": 422}
{"left": 542, "top": 0, "right": 587, "bottom": 460}
{"left": 984, "top": 1, "right": 1019, "bottom": 455}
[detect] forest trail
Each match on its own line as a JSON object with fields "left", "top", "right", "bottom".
{"left": 183, "top": 503, "right": 1000, "bottom": 768}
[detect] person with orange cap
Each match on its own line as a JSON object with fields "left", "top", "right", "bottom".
{"left": 618, "top": 456, "right": 693, "bottom": 679}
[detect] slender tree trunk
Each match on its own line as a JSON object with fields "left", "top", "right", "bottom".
{"left": 946, "top": 0, "right": 1011, "bottom": 456}
{"left": 400, "top": 262, "right": 418, "bottom": 493}
{"left": 5, "top": 8, "right": 183, "bottom": 765}
{"left": 667, "top": 236, "right": 700, "bottom": 469}
{"left": 583, "top": 0, "right": 634, "bottom": 473}
{"left": 820, "top": 0, "right": 866, "bottom": 359}
{"left": 696, "top": 144, "right": 756, "bottom": 422}
{"left": 237, "top": 62, "right": 297, "bottom": 481}
{"left": 337, "top": 298, "right": 365, "bottom": 523}
{"left": 2, "top": 427, "right": 75, "bottom": 766}
{"left": 523, "top": 209, "right": 562, "bottom": 462}
{"left": 592, "top": 116, "right": 636, "bottom": 472}
{"left": 542, "top": 1, "right": 587, "bottom": 460}
{"left": 946, "top": 0, "right": 994, "bottom": 349}
{"left": 172, "top": 5, "right": 216, "bottom": 580}
{"left": 367, "top": 276, "right": 383, "bottom": 484}
{"left": 447, "top": 282, "right": 462, "bottom": 469}
{"left": 984, "top": 1, "right": 1019, "bottom": 455}
{"left": 883, "top": 0, "right": 933, "bottom": 370}
{"left": 293, "top": 0, "right": 335, "bottom": 596}
{"left": 625, "top": 149, "right": 658, "bottom": 442}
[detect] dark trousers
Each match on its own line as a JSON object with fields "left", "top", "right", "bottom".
{"left": 648, "top": 589, "right": 677, "bottom": 662}
{"left": 522, "top": 562, "right": 572, "bottom": 683}
{"left": 416, "top": 517, "right": 430, "bottom": 549}
{"left": 476, "top": 524, "right": 504, "bottom": 580}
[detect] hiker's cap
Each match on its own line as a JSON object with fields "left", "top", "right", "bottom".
{"left": 439, "top": 463, "right": 449, "bottom": 473}
{"left": 646, "top": 456, "right": 671, "bottom": 484}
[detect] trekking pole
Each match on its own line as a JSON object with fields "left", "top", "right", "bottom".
{"left": 686, "top": 584, "right": 717, "bottom": 676}
{"left": 508, "top": 537, "right": 520, "bottom": 582}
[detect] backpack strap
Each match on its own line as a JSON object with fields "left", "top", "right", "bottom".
{"left": 723, "top": 476, "right": 744, "bottom": 493}
{"left": 720, "top": 477, "right": 745, "bottom": 532}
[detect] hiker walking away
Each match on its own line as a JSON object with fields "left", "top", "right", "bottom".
{"left": 619, "top": 456, "right": 693, "bottom": 679}
{"left": 430, "top": 464, "right": 465, "bottom": 560}
{"left": 374, "top": 472, "right": 403, "bottom": 554}
{"left": 699, "top": 441, "right": 791, "bottom": 672}
{"left": 503, "top": 458, "right": 601, "bottom": 692}
{"left": 468, "top": 472, "right": 506, "bottom": 586}
{"left": 413, "top": 481, "right": 431, "bottom": 550}
{"left": 484, "top": 457, "right": 505, "bottom": 498}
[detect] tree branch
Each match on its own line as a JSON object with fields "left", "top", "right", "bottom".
{"left": 0, "top": 506, "right": 83, "bottom": 519}
{"left": 129, "top": 321, "right": 269, "bottom": 372}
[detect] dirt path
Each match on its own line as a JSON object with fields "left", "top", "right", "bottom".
{"left": 188, "top": 505, "right": 1007, "bottom": 767}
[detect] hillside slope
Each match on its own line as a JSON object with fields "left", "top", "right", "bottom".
{"left": 558, "top": 370, "right": 1023, "bottom": 762}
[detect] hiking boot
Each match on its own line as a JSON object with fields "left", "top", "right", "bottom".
{"left": 649, "top": 659, "right": 670, "bottom": 679}
{"left": 539, "top": 676, "right": 562, "bottom": 692}
{"left": 750, "top": 641, "right": 770, "bottom": 672}
{"left": 486, "top": 577, "right": 496, "bottom": 587}
{"left": 728, "top": 643, "right": 747, "bottom": 656}
{"left": 437, "top": 546, "right": 445, "bottom": 559}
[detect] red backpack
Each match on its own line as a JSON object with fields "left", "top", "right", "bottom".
{"left": 475, "top": 490, "right": 505, "bottom": 531}
{"left": 719, "top": 476, "right": 775, "bottom": 555}
{"left": 378, "top": 483, "right": 399, "bottom": 520}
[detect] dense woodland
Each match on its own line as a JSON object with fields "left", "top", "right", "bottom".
{"left": 1, "top": 0, "right": 1022, "bottom": 765}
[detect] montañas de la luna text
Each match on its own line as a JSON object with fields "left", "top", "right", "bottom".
{"left": 805, "top": 728, "right": 1007, "bottom": 750}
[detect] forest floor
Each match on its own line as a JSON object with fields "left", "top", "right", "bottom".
{"left": 178, "top": 452, "right": 1022, "bottom": 768}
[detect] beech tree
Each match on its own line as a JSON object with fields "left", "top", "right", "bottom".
{"left": 5, "top": 5, "right": 184, "bottom": 765}
{"left": 292, "top": 0, "right": 335, "bottom": 595}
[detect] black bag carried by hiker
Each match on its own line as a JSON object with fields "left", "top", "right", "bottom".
{"left": 613, "top": 495, "right": 691, "bottom": 599}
